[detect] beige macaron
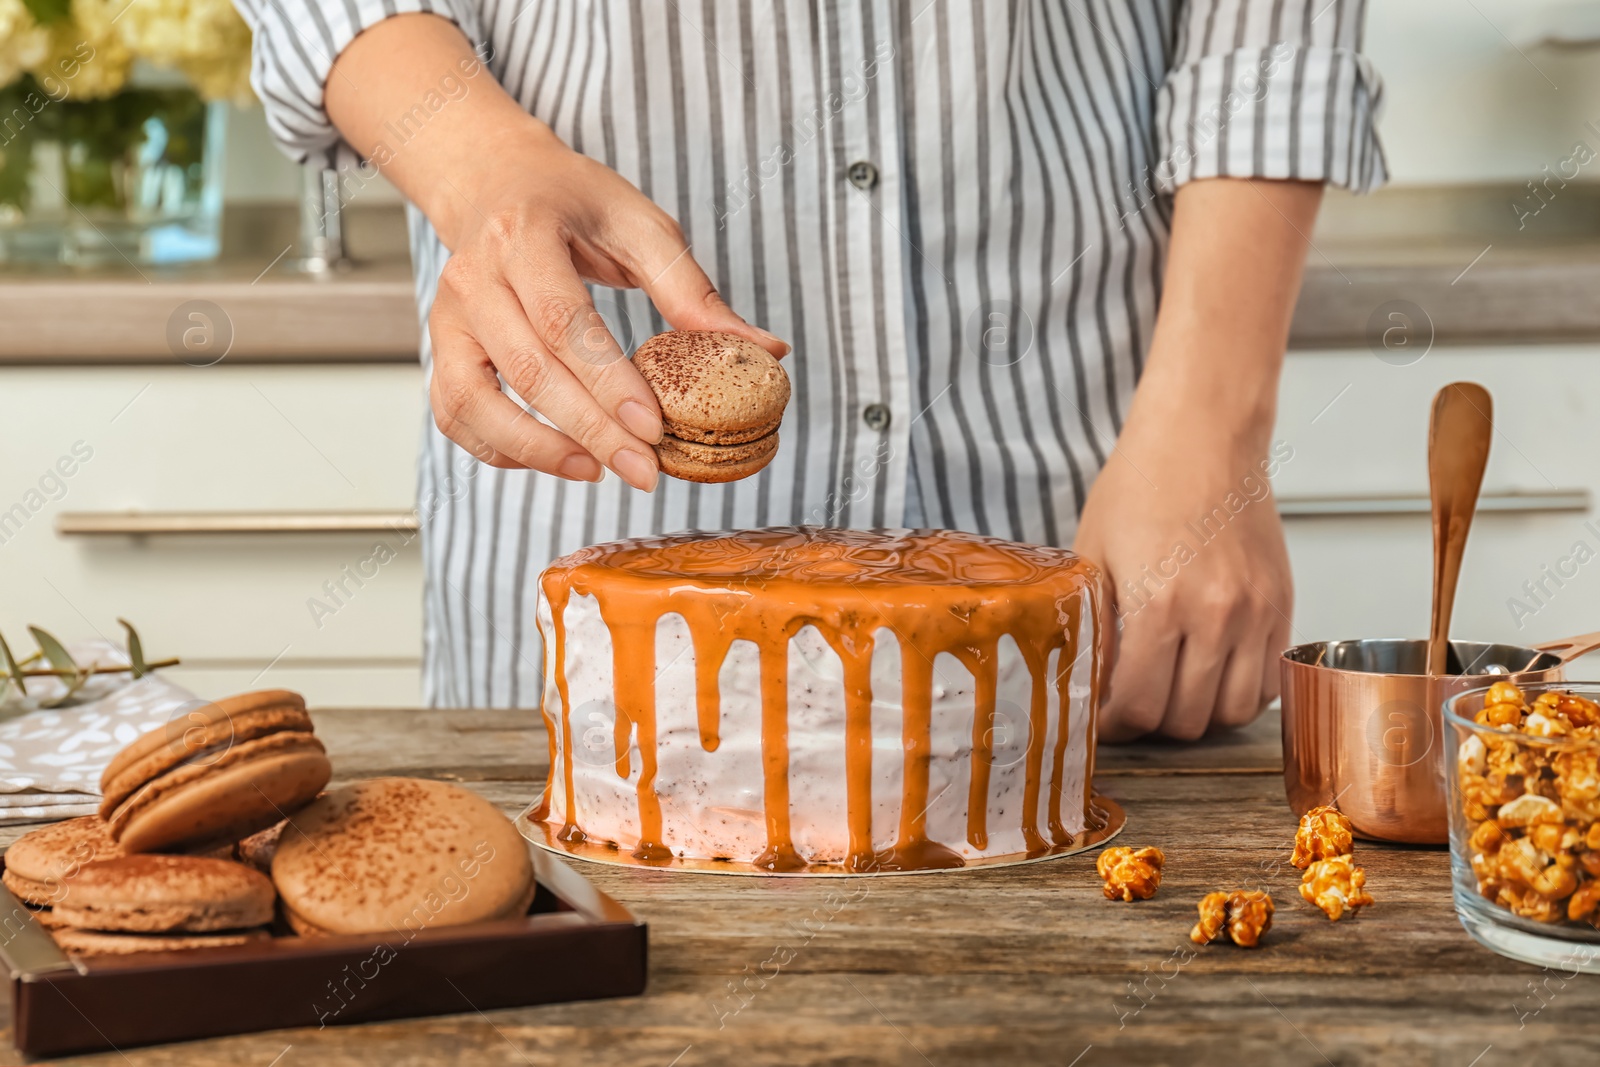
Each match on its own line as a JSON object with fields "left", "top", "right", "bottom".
{"left": 50, "top": 854, "right": 275, "bottom": 933}
{"left": 633, "top": 331, "right": 790, "bottom": 483}
{"left": 272, "top": 778, "right": 535, "bottom": 937}
{"left": 52, "top": 927, "right": 271, "bottom": 957}
{"left": 2, "top": 815, "right": 122, "bottom": 907}
{"left": 98, "top": 690, "right": 332, "bottom": 854}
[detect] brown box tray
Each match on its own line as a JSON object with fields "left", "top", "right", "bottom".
{"left": 1, "top": 845, "right": 647, "bottom": 1058}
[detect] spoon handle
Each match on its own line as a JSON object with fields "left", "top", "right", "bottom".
{"left": 1426, "top": 382, "right": 1494, "bottom": 677}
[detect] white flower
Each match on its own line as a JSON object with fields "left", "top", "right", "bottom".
{"left": 0, "top": 0, "right": 50, "bottom": 91}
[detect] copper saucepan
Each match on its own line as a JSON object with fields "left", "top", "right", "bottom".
{"left": 1280, "top": 631, "right": 1600, "bottom": 844}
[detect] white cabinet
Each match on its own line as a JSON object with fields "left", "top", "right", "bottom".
{"left": 0, "top": 364, "right": 427, "bottom": 706}
{"left": 1275, "top": 344, "right": 1600, "bottom": 661}
{"left": 4, "top": 343, "right": 1594, "bottom": 711}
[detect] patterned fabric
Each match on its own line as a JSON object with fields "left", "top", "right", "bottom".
{"left": 0, "top": 645, "right": 201, "bottom": 825}
{"left": 236, "top": 0, "right": 1386, "bottom": 708}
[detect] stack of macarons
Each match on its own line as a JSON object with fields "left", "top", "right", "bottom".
{"left": 1, "top": 688, "right": 537, "bottom": 958}
{"left": 634, "top": 330, "right": 791, "bottom": 483}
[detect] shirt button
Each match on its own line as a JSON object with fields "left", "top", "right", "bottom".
{"left": 846, "top": 160, "right": 879, "bottom": 191}
{"left": 862, "top": 403, "right": 891, "bottom": 431}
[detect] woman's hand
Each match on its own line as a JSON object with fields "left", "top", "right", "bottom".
{"left": 426, "top": 126, "right": 785, "bottom": 488}
{"left": 1076, "top": 411, "right": 1293, "bottom": 742}
{"left": 325, "top": 14, "right": 784, "bottom": 490}
{"left": 1077, "top": 176, "right": 1321, "bottom": 742}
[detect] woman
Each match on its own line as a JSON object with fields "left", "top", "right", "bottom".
{"left": 238, "top": 0, "right": 1384, "bottom": 737}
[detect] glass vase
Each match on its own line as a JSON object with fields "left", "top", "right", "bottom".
{"left": 0, "top": 81, "right": 226, "bottom": 266}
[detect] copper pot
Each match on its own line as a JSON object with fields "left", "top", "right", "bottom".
{"left": 1279, "top": 632, "right": 1600, "bottom": 844}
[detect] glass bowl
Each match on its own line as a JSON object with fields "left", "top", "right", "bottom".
{"left": 1445, "top": 681, "right": 1600, "bottom": 971}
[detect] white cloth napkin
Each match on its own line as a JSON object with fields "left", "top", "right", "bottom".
{"left": 0, "top": 643, "right": 202, "bottom": 827}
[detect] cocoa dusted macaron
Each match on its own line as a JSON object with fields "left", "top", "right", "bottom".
{"left": 99, "top": 690, "right": 332, "bottom": 854}
{"left": 272, "top": 778, "right": 535, "bottom": 937}
{"left": 633, "top": 330, "right": 790, "bottom": 483}
{"left": 49, "top": 854, "right": 275, "bottom": 956}
{"left": 2, "top": 816, "right": 122, "bottom": 925}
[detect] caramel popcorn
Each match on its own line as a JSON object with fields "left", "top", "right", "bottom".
{"left": 1190, "top": 891, "right": 1228, "bottom": 945}
{"left": 1225, "top": 891, "right": 1275, "bottom": 947}
{"left": 1298, "top": 855, "right": 1374, "bottom": 922}
{"left": 1457, "top": 684, "right": 1600, "bottom": 931}
{"left": 1190, "top": 890, "right": 1273, "bottom": 948}
{"left": 1096, "top": 846, "right": 1164, "bottom": 902}
{"left": 1291, "top": 805, "right": 1354, "bottom": 869}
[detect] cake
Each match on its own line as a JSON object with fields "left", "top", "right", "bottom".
{"left": 528, "top": 527, "right": 1108, "bottom": 873}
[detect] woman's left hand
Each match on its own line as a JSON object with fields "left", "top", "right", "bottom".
{"left": 1075, "top": 408, "right": 1293, "bottom": 742}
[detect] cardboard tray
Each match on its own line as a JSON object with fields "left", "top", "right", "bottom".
{"left": 0, "top": 845, "right": 647, "bottom": 1058}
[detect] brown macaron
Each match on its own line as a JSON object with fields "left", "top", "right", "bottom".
{"left": 2, "top": 815, "right": 122, "bottom": 907}
{"left": 51, "top": 855, "right": 275, "bottom": 933}
{"left": 633, "top": 330, "right": 790, "bottom": 483}
{"left": 98, "top": 689, "right": 332, "bottom": 854}
{"left": 52, "top": 926, "right": 271, "bottom": 957}
{"left": 272, "top": 778, "right": 535, "bottom": 937}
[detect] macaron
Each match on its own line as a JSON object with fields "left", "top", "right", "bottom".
{"left": 98, "top": 689, "right": 332, "bottom": 854}
{"left": 633, "top": 330, "right": 790, "bottom": 483}
{"left": 51, "top": 855, "right": 275, "bottom": 933}
{"left": 2, "top": 815, "right": 121, "bottom": 908}
{"left": 272, "top": 778, "right": 535, "bottom": 937}
{"left": 52, "top": 926, "right": 270, "bottom": 957}
{"left": 46, "top": 854, "right": 274, "bottom": 961}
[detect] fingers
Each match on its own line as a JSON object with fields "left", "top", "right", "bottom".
{"left": 1212, "top": 637, "right": 1268, "bottom": 732}
{"left": 501, "top": 244, "right": 667, "bottom": 448}
{"left": 1260, "top": 602, "right": 1293, "bottom": 708}
{"left": 428, "top": 313, "right": 604, "bottom": 480}
{"left": 1097, "top": 602, "right": 1180, "bottom": 744}
{"left": 623, "top": 215, "right": 790, "bottom": 358}
{"left": 449, "top": 275, "right": 661, "bottom": 491}
{"left": 1159, "top": 636, "right": 1231, "bottom": 742}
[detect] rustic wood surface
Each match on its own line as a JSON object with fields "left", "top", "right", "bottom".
{"left": 4, "top": 705, "right": 1598, "bottom": 1066}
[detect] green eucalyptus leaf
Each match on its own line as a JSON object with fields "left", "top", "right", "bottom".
{"left": 28, "top": 626, "right": 81, "bottom": 690}
{"left": 0, "top": 630, "right": 25, "bottom": 697}
{"left": 117, "top": 618, "right": 148, "bottom": 678}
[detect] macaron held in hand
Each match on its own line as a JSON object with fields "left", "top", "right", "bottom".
{"left": 633, "top": 330, "right": 791, "bottom": 483}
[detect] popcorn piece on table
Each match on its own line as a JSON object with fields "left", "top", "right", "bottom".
{"left": 1190, "top": 891, "right": 1228, "bottom": 945}
{"left": 1225, "top": 891, "right": 1275, "bottom": 947}
{"left": 1299, "top": 855, "right": 1375, "bottom": 921}
{"left": 1291, "top": 804, "right": 1354, "bottom": 869}
{"left": 1095, "top": 846, "right": 1164, "bottom": 902}
{"left": 1190, "top": 890, "right": 1274, "bottom": 948}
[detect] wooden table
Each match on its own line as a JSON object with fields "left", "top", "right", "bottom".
{"left": 5, "top": 706, "right": 1597, "bottom": 1066}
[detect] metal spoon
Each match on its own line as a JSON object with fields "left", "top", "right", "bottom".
{"left": 1426, "top": 382, "right": 1494, "bottom": 676}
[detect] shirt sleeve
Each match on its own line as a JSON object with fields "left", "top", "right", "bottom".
{"left": 233, "top": 0, "right": 485, "bottom": 168}
{"left": 1156, "top": 0, "right": 1386, "bottom": 193}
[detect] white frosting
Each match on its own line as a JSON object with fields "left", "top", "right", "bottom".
{"left": 538, "top": 592, "right": 1094, "bottom": 864}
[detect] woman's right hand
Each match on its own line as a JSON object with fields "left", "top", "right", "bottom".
{"left": 323, "top": 14, "right": 784, "bottom": 491}
{"left": 427, "top": 123, "right": 787, "bottom": 490}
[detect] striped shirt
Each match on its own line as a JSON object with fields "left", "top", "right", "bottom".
{"left": 238, "top": 0, "right": 1386, "bottom": 708}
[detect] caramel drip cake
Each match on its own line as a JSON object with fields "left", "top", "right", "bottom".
{"left": 530, "top": 527, "right": 1107, "bottom": 872}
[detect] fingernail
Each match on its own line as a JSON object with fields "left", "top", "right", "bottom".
{"left": 611, "top": 447, "right": 659, "bottom": 492}
{"left": 751, "top": 326, "right": 790, "bottom": 357}
{"left": 558, "top": 454, "right": 603, "bottom": 481}
{"left": 618, "top": 399, "right": 664, "bottom": 444}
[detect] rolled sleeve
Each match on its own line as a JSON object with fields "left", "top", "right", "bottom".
{"left": 234, "top": 0, "right": 484, "bottom": 168}
{"left": 1155, "top": 0, "right": 1387, "bottom": 194}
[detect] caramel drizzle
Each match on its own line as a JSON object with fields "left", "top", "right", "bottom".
{"left": 537, "top": 528, "right": 1099, "bottom": 871}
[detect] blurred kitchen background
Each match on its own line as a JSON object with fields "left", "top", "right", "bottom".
{"left": 2, "top": 0, "right": 1599, "bottom": 707}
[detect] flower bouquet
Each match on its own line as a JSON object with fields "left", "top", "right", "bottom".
{"left": 0, "top": 0, "right": 253, "bottom": 264}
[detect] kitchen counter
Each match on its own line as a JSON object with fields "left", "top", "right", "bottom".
{"left": 6, "top": 704, "right": 1597, "bottom": 1065}
{"left": 3, "top": 185, "right": 1600, "bottom": 364}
